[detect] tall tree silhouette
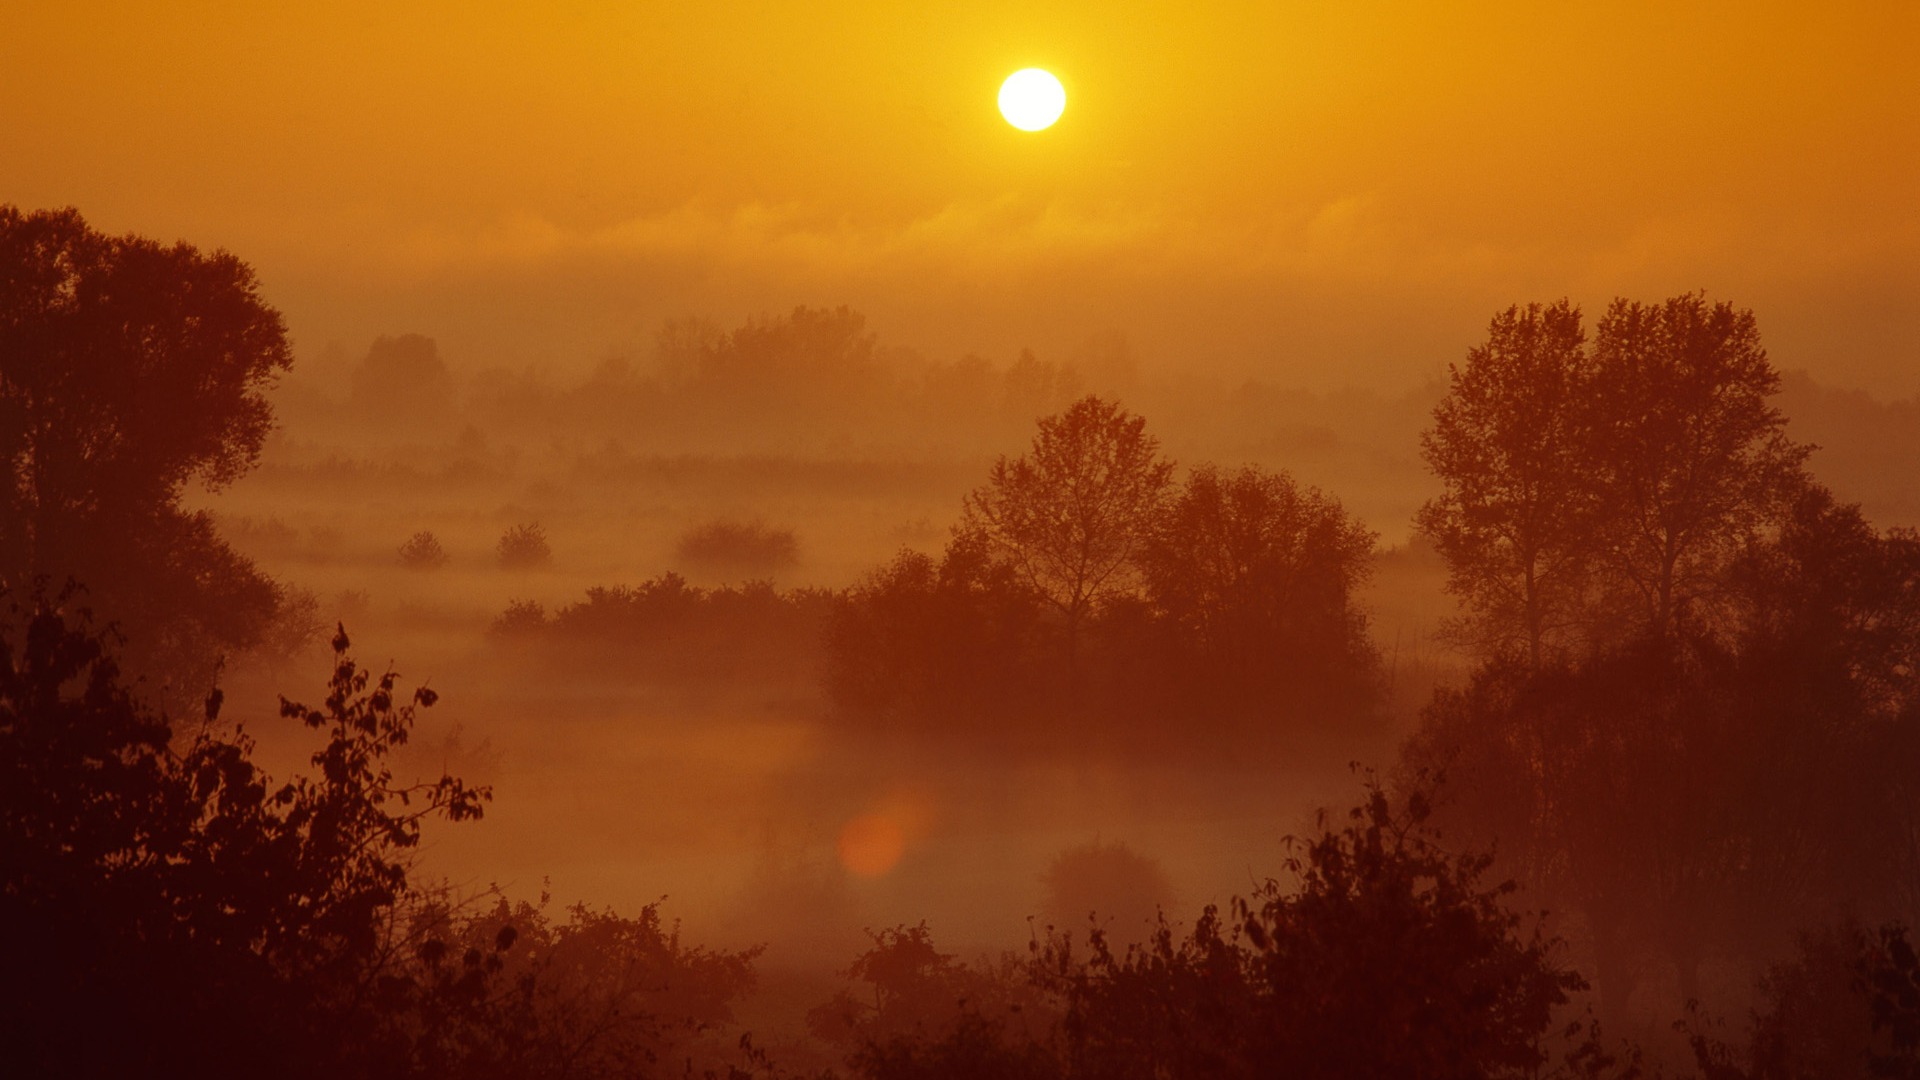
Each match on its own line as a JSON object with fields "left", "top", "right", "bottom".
{"left": 1585, "top": 293, "right": 1809, "bottom": 638}
{"left": 1419, "top": 295, "right": 1809, "bottom": 659}
{"left": 959, "top": 396, "right": 1173, "bottom": 682}
{"left": 1418, "top": 301, "right": 1595, "bottom": 665}
{"left": 0, "top": 205, "right": 293, "bottom": 695}
{"left": 1404, "top": 484, "right": 1920, "bottom": 1021}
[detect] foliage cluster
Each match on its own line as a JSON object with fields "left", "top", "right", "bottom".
{"left": 1406, "top": 295, "right": 1920, "bottom": 1047}
{"left": 827, "top": 396, "right": 1383, "bottom": 756}
{"left": 0, "top": 602, "right": 768, "bottom": 1078}
{"left": 491, "top": 573, "right": 835, "bottom": 687}
{"left": 814, "top": 783, "right": 1622, "bottom": 1080}
{"left": 1418, "top": 295, "right": 1810, "bottom": 663}
{"left": 678, "top": 519, "right": 802, "bottom": 577}
{"left": 398, "top": 530, "right": 451, "bottom": 570}
{"left": 497, "top": 521, "right": 554, "bottom": 569}
{"left": 0, "top": 205, "right": 293, "bottom": 696}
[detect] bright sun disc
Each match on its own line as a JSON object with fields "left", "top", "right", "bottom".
{"left": 999, "top": 69, "right": 1065, "bottom": 131}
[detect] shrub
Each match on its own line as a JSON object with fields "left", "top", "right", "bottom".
{"left": 252, "top": 584, "right": 326, "bottom": 667}
{"left": 398, "top": 530, "right": 450, "bottom": 570}
{"left": 1039, "top": 841, "right": 1175, "bottom": 941}
{"left": 675, "top": 519, "right": 798, "bottom": 576}
{"left": 486, "top": 576, "right": 832, "bottom": 687}
{"left": 490, "top": 599, "right": 548, "bottom": 637}
{"left": 0, "top": 605, "right": 488, "bottom": 1074}
{"left": 496, "top": 522, "right": 552, "bottom": 569}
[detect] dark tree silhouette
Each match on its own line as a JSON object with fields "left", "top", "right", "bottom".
{"left": 826, "top": 782, "right": 1598, "bottom": 1080}
{"left": 671, "top": 305, "right": 891, "bottom": 442}
{"left": 1143, "top": 463, "right": 1379, "bottom": 727}
{"left": 350, "top": 333, "right": 452, "bottom": 420}
{"left": 1419, "top": 294, "right": 1810, "bottom": 660}
{"left": 825, "top": 539, "right": 1049, "bottom": 737}
{"left": 809, "top": 922, "right": 1046, "bottom": 1060}
{"left": 1418, "top": 300, "right": 1596, "bottom": 665}
{"left": 959, "top": 396, "right": 1173, "bottom": 681}
{"left": 0, "top": 204, "right": 293, "bottom": 695}
{"left": 497, "top": 521, "right": 553, "bottom": 568}
{"left": 831, "top": 408, "right": 1381, "bottom": 755}
{"left": 0, "top": 601, "right": 486, "bottom": 1076}
{"left": 399, "top": 892, "right": 765, "bottom": 1079}
{"left": 677, "top": 518, "right": 801, "bottom": 577}
{"left": 398, "top": 530, "right": 450, "bottom": 569}
{"left": 1031, "top": 782, "right": 1585, "bottom": 1080}
{"left": 1404, "top": 485, "right": 1920, "bottom": 1022}
{"left": 1585, "top": 294, "right": 1810, "bottom": 637}
{"left": 1038, "top": 841, "right": 1175, "bottom": 944}
{"left": 1687, "top": 921, "right": 1920, "bottom": 1080}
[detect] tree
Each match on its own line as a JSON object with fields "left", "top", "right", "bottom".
{"left": 1026, "top": 781, "right": 1586, "bottom": 1080}
{"left": 810, "top": 922, "right": 1055, "bottom": 1080}
{"left": 1403, "top": 488, "right": 1920, "bottom": 1021}
{"left": 0, "top": 204, "right": 293, "bottom": 694}
{"left": 0, "top": 601, "right": 487, "bottom": 1075}
{"left": 815, "top": 784, "right": 1617, "bottom": 1080}
{"left": 1038, "top": 841, "right": 1176, "bottom": 944}
{"left": 398, "top": 530, "right": 450, "bottom": 569}
{"left": 1419, "top": 295, "right": 1811, "bottom": 660}
{"left": 1, "top": 600, "right": 780, "bottom": 1078}
{"left": 1417, "top": 300, "right": 1597, "bottom": 665}
{"left": 824, "top": 540, "right": 1050, "bottom": 737}
{"left": 1585, "top": 293, "right": 1810, "bottom": 638}
{"left": 350, "top": 333, "right": 452, "bottom": 421}
{"left": 1144, "top": 463, "right": 1379, "bottom": 725}
{"left": 497, "top": 521, "right": 552, "bottom": 569}
{"left": 959, "top": 396, "right": 1173, "bottom": 679}
{"left": 402, "top": 892, "right": 765, "bottom": 1079}
{"left": 679, "top": 305, "right": 890, "bottom": 443}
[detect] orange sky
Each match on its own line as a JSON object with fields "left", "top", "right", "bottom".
{"left": 4, "top": 1, "right": 1916, "bottom": 391}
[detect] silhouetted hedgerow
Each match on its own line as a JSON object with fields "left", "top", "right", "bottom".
{"left": 676, "top": 518, "right": 801, "bottom": 577}
{"left": 487, "top": 574, "right": 833, "bottom": 687}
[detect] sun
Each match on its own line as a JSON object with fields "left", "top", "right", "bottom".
{"left": 999, "top": 69, "right": 1066, "bottom": 132}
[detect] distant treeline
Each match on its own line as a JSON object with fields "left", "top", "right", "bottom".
{"left": 490, "top": 396, "right": 1384, "bottom": 758}
{"left": 289, "top": 308, "right": 1139, "bottom": 455}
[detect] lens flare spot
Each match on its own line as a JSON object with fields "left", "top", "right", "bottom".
{"left": 837, "top": 813, "right": 906, "bottom": 878}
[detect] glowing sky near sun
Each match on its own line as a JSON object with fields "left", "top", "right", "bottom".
{"left": 2, "top": 1, "right": 1913, "bottom": 392}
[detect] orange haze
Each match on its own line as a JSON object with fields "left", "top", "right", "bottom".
{"left": 3, "top": 1, "right": 1915, "bottom": 392}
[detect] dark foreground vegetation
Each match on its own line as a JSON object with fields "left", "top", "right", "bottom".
{"left": 6, "top": 207, "right": 1920, "bottom": 1077}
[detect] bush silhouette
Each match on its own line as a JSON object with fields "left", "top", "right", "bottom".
{"left": 676, "top": 519, "right": 799, "bottom": 576}
{"left": 489, "top": 599, "right": 548, "bottom": 637}
{"left": 398, "top": 530, "right": 450, "bottom": 569}
{"left": 0, "top": 601, "right": 488, "bottom": 1074}
{"left": 1038, "top": 840, "right": 1175, "bottom": 942}
{"left": 496, "top": 522, "right": 552, "bottom": 569}
{"left": 822, "top": 779, "right": 1590, "bottom": 1080}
